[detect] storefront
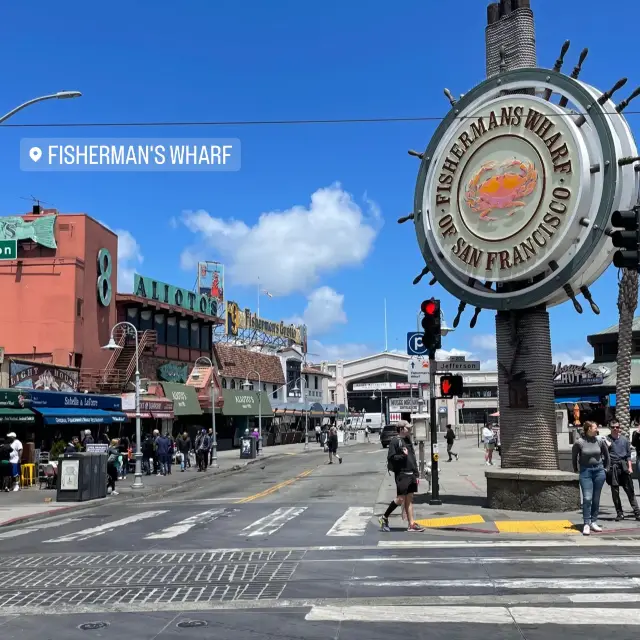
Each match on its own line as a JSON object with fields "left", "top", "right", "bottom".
{"left": 120, "top": 393, "right": 175, "bottom": 438}
{"left": 0, "top": 389, "right": 37, "bottom": 428}
{"left": 158, "top": 382, "right": 203, "bottom": 436}
{"left": 219, "top": 389, "right": 273, "bottom": 448}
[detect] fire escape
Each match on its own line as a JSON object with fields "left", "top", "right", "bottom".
{"left": 80, "top": 330, "right": 157, "bottom": 394}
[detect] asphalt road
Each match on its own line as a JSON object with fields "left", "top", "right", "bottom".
{"left": 2, "top": 442, "right": 640, "bottom": 638}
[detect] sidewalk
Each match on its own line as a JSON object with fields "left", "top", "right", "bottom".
{"left": 0, "top": 441, "right": 318, "bottom": 528}
{"left": 379, "top": 436, "right": 640, "bottom": 536}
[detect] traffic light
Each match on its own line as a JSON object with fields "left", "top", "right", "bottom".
{"left": 420, "top": 298, "right": 441, "bottom": 355}
{"left": 611, "top": 206, "right": 640, "bottom": 270}
{"left": 440, "top": 374, "right": 463, "bottom": 398}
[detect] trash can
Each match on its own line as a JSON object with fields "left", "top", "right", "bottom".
{"left": 240, "top": 437, "right": 257, "bottom": 459}
{"left": 56, "top": 452, "right": 108, "bottom": 502}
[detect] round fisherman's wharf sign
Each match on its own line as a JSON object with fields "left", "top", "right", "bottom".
{"left": 414, "top": 68, "right": 639, "bottom": 310}
{"left": 429, "top": 94, "right": 586, "bottom": 283}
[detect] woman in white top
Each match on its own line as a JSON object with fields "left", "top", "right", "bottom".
{"left": 482, "top": 426, "right": 496, "bottom": 466}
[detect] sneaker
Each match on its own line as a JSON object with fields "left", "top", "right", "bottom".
{"left": 339, "top": 457, "right": 343, "bottom": 464}
{"left": 12, "top": 485, "right": 19, "bottom": 492}
{"left": 590, "top": 523, "right": 602, "bottom": 533}
{"left": 379, "top": 516, "right": 391, "bottom": 532}
{"left": 111, "top": 490, "right": 119, "bottom": 496}
{"left": 107, "top": 487, "right": 113, "bottom": 495}
{"left": 616, "top": 513, "right": 625, "bottom": 522}
{"left": 408, "top": 523, "right": 425, "bottom": 532}
{"left": 582, "top": 524, "right": 591, "bottom": 536}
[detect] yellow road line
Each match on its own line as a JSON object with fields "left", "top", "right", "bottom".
{"left": 235, "top": 469, "right": 314, "bottom": 504}
{"left": 415, "top": 514, "right": 485, "bottom": 528}
{"left": 494, "top": 519, "right": 578, "bottom": 534}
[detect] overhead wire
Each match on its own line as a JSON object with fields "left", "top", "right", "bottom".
{"left": 1, "top": 109, "right": 640, "bottom": 129}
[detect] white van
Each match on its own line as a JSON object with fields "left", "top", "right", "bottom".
{"left": 346, "top": 413, "right": 383, "bottom": 434}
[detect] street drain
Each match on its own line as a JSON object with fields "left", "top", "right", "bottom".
{"left": 177, "top": 620, "right": 208, "bottom": 628}
{"left": 78, "top": 622, "right": 109, "bottom": 631}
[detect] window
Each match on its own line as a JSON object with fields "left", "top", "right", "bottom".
{"left": 460, "top": 386, "right": 497, "bottom": 399}
{"left": 200, "top": 325, "right": 210, "bottom": 352}
{"left": 154, "top": 314, "right": 166, "bottom": 343}
{"left": 167, "top": 316, "right": 178, "bottom": 345}
{"left": 305, "top": 375, "right": 309, "bottom": 388}
{"left": 179, "top": 319, "right": 189, "bottom": 347}
{"left": 76, "top": 298, "right": 83, "bottom": 317}
{"left": 286, "top": 359, "right": 301, "bottom": 396}
{"left": 140, "top": 310, "right": 153, "bottom": 331}
{"left": 263, "top": 383, "right": 267, "bottom": 392}
{"left": 231, "top": 379, "right": 237, "bottom": 389}
{"left": 272, "top": 384, "right": 278, "bottom": 400}
{"left": 314, "top": 376, "right": 318, "bottom": 390}
{"left": 330, "top": 390, "right": 335, "bottom": 403}
{"left": 126, "top": 307, "right": 139, "bottom": 329}
{"left": 190, "top": 322, "right": 200, "bottom": 349}
{"left": 222, "top": 378, "right": 227, "bottom": 389}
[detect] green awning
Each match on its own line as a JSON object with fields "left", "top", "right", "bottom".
{"left": 160, "top": 383, "right": 202, "bottom": 416}
{"left": 0, "top": 408, "right": 36, "bottom": 423}
{"left": 0, "top": 389, "right": 30, "bottom": 409}
{"left": 221, "top": 390, "right": 273, "bottom": 417}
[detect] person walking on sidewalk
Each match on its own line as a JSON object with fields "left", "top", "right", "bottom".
{"left": 481, "top": 425, "right": 495, "bottom": 466}
{"left": 380, "top": 421, "right": 425, "bottom": 533}
{"left": 196, "top": 429, "right": 211, "bottom": 472}
{"left": 106, "top": 439, "right": 120, "bottom": 496}
{"left": 445, "top": 424, "right": 458, "bottom": 462}
{"left": 327, "top": 427, "right": 342, "bottom": 464}
{"left": 632, "top": 426, "right": 640, "bottom": 493}
{"left": 155, "top": 432, "right": 172, "bottom": 476}
{"left": 572, "top": 420, "right": 610, "bottom": 536}
{"left": 605, "top": 422, "right": 640, "bottom": 522}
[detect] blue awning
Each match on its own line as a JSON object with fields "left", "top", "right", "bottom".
{"left": 609, "top": 393, "right": 640, "bottom": 409}
{"left": 555, "top": 396, "right": 600, "bottom": 404}
{"left": 35, "top": 408, "right": 128, "bottom": 425}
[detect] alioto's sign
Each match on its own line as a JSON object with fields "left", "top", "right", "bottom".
{"left": 414, "top": 68, "right": 639, "bottom": 311}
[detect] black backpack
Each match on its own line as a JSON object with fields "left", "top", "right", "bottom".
{"left": 387, "top": 437, "right": 401, "bottom": 474}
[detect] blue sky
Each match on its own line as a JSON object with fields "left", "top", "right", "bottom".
{"left": 1, "top": 0, "right": 638, "bottom": 367}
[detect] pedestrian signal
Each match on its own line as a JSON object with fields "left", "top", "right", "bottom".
{"left": 440, "top": 374, "right": 463, "bottom": 398}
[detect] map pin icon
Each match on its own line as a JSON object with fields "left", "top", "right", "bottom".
{"left": 29, "top": 147, "right": 42, "bottom": 162}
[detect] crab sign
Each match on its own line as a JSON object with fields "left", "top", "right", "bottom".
{"left": 464, "top": 159, "right": 538, "bottom": 221}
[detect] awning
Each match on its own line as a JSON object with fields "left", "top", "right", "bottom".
{"left": 160, "top": 383, "right": 202, "bottom": 416}
{"left": 152, "top": 411, "right": 174, "bottom": 420}
{"left": 221, "top": 390, "right": 273, "bottom": 417}
{"left": 35, "top": 408, "right": 128, "bottom": 425}
{"left": 555, "top": 396, "right": 601, "bottom": 404}
{"left": 125, "top": 411, "right": 153, "bottom": 419}
{"left": 609, "top": 393, "right": 640, "bottom": 409}
{"left": 0, "top": 408, "right": 36, "bottom": 423}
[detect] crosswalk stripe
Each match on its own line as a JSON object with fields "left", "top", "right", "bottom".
{"left": 306, "top": 605, "right": 640, "bottom": 625}
{"left": 44, "top": 511, "right": 167, "bottom": 543}
{"left": 241, "top": 506, "right": 307, "bottom": 537}
{"left": 144, "top": 508, "right": 238, "bottom": 539}
{"left": 0, "top": 518, "right": 82, "bottom": 540}
{"left": 326, "top": 507, "right": 373, "bottom": 536}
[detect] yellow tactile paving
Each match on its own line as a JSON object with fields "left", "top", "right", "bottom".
{"left": 494, "top": 519, "right": 578, "bottom": 534}
{"left": 415, "top": 514, "right": 485, "bottom": 528}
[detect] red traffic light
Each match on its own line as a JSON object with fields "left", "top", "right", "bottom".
{"left": 441, "top": 378, "right": 452, "bottom": 395}
{"left": 421, "top": 299, "right": 437, "bottom": 315}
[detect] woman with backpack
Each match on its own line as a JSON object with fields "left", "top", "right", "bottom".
{"left": 107, "top": 439, "right": 120, "bottom": 496}
{"left": 482, "top": 425, "right": 496, "bottom": 466}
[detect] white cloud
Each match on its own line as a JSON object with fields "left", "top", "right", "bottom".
{"left": 308, "top": 339, "right": 371, "bottom": 362}
{"left": 115, "top": 229, "right": 143, "bottom": 292}
{"left": 178, "top": 183, "right": 381, "bottom": 295}
{"left": 553, "top": 350, "right": 593, "bottom": 366}
{"left": 300, "top": 286, "right": 347, "bottom": 335}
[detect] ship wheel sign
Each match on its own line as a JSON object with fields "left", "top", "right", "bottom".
{"left": 407, "top": 59, "right": 640, "bottom": 317}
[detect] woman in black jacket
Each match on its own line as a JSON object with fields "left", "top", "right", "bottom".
{"left": 327, "top": 427, "right": 342, "bottom": 465}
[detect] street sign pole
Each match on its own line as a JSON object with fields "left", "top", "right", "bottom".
{"left": 429, "top": 349, "right": 441, "bottom": 505}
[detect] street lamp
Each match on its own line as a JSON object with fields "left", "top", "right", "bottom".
{"left": 102, "top": 322, "right": 143, "bottom": 489}
{"left": 242, "top": 370, "right": 262, "bottom": 456}
{"left": 293, "top": 376, "right": 309, "bottom": 451}
{"left": 194, "top": 356, "right": 218, "bottom": 468}
{"left": 0, "top": 91, "right": 82, "bottom": 125}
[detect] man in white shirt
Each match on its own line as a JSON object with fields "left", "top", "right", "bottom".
{"left": 7, "top": 432, "right": 22, "bottom": 491}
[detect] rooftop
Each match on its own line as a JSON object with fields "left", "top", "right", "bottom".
{"left": 589, "top": 316, "right": 640, "bottom": 338}
{"left": 213, "top": 343, "right": 285, "bottom": 385}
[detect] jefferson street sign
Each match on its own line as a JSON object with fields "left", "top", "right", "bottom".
{"left": 436, "top": 360, "right": 480, "bottom": 372}
{"left": 0, "top": 240, "right": 17, "bottom": 260}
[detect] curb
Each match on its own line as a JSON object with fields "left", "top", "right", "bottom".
{"left": 0, "top": 448, "right": 317, "bottom": 530}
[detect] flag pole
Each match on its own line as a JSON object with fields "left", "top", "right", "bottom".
{"left": 384, "top": 298, "right": 388, "bottom": 352}
{"left": 257, "top": 278, "right": 260, "bottom": 317}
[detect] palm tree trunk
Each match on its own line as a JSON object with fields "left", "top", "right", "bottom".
{"left": 614, "top": 269, "right": 639, "bottom": 432}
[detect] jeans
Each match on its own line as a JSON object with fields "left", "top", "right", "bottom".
{"left": 579, "top": 465, "right": 606, "bottom": 525}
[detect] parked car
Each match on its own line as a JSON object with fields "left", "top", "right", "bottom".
{"left": 380, "top": 424, "right": 399, "bottom": 448}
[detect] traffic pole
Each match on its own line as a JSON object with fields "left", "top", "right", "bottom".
{"left": 429, "top": 350, "right": 441, "bottom": 505}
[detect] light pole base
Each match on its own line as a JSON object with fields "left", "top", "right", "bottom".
{"left": 131, "top": 475, "right": 145, "bottom": 490}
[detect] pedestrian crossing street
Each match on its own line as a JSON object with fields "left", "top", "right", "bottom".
{"left": 0, "top": 504, "right": 378, "bottom": 546}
